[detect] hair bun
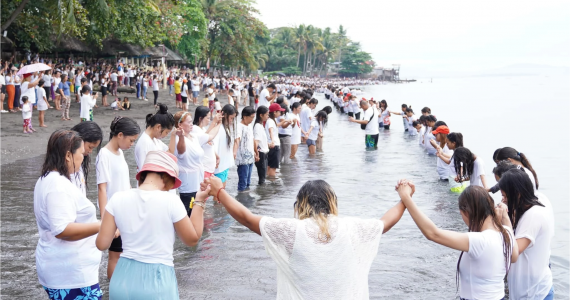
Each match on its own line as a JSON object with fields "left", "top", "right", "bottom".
{"left": 110, "top": 116, "right": 122, "bottom": 131}
{"left": 157, "top": 103, "right": 168, "bottom": 114}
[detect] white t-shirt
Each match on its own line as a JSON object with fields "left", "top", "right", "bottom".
{"left": 96, "top": 148, "right": 131, "bottom": 202}
{"left": 277, "top": 114, "right": 293, "bottom": 136}
{"left": 193, "top": 126, "right": 216, "bottom": 173}
{"left": 175, "top": 134, "right": 208, "bottom": 193}
{"left": 152, "top": 79, "right": 159, "bottom": 91}
{"left": 214, "top": 125, "right": 236, "bottom": 173}
{"left": 308, "top": 119, "right": 320, "bottom": 141}
{"left": 235, "top": 123, "right": 255, "bottom": 166}
{"left": 80, "top": 94, "right": 96, "bottom": 119}
{"left": 207, "top": 88, "right": 215, "bottom": 101}
{"left": 258, "top": 88, "right": 270, "bottom": 107}
{"left": 508, "top": 193, "right": 554, "bottom": 300}
{"left": 470, "top": 157, "right": 486, "bottom": 188}
{"left": 436, "top": 145, "right": 453, "bottom": 180}
{"left": 380, "top": 108, "right": 390, "bottom": 125}
{"left": 110, "top": 73, "right": 118, "bottom": 82}
{"left": 418, "top": 127, "right": 426, "bottom": 147}
{"left": 70, "top": 169, "right": 87, "bottom": 197}
{"left": 37, "top": 88, "right": 48, "bottom": 111}
{"left": 265, "top": 118, "right": 280, "bottom": 146}
{"left": 105, "top": 189, "right": 186, "bottom": 267}
{"left": 134, "top": 132, "right": 169, "bottom": 172}
{"left": 181, "top": 84, "right": 188, "bottom": 97}
{"left": 290, "top": 114, "right": 302, "bottom": 145}
{"left": 300, "top": 105, "right": 313, "bottom": 133}
{"left": 363, "top": 107, "right": 379, "bottom": 135}
{"left": 191, "top": 80, "right": 200, "bottom": 92}
{"left": 34, "top": 172, "right": 101, "bottom": 289}
{"left": 22, "top": 102, "right": 32, "bottom": 119}
{"left": 424, "top": 128, "right": 437, "bottom": 155}
{"left": 259, "top": 216, "right": 384, "bottom": 299}
{"left": 42, "top": 74, "right": 52, "bottom": 87}
{"left": 254, "top": 123, "right": 269, "bottom": 153}
{"left": 459, "top": 228, "right": 513, "bottom": 299}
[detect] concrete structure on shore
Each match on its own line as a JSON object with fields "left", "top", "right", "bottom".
{"left": 373, "top": 64, "right": 400, "bottom": 81}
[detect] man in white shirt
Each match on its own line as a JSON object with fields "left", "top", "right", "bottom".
{"left": 349, "top": 100, "right": 379, "bottom": 149}
{"left": 258, "top": 83, "right": 277, "bottom": 108}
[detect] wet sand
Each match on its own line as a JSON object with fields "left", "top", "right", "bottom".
{"left": 0, "top": 88, "right": 232, "bottom": 166}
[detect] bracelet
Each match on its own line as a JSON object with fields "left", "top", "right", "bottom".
{"left": 216, "top": 187, "right": 225, "bottom": 199}
{"left": 193, "top": 201, "right": 206, "bottom": 210}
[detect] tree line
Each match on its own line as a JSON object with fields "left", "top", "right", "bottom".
{"left": 1, "top": 0, "right": 374, "bottom": 76}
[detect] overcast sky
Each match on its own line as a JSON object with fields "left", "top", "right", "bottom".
{"left": 255, "top": 0, "right": 570, "bottom": 77}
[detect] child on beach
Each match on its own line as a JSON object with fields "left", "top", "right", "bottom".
{"left": 122, "top": 97, "right": 131, "bottom": 110}
{"left": 111, "top": 98, "right": 123, "bottom": 110}
{"left": 22, "top": 96, "right": 34, "bottom": 133}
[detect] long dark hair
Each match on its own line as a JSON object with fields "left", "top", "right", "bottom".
{"left": 71, "top": 122, "right": 103, "bottom": 186}
{"left": 499, "top": 169, "right": 544, "bottom": 230}
{"left": 453, "top": 147, "right": 475, "bottom": 182}
{"left": 193, "top": 106, "right": 210, "bottom": 126}
{"left": 221, "top": 104, "right": 237, "bottom": 149}
{"left": 110, "top": 116, "right": 140, "bottom": 141}
{"left": 145, "top": 103, "right": 174, "bottom": 130}
{"left": 447, "top": 132, "right": 463, "bottom": 148}
{"left": 41, "top": 130, "right": 84, "bottom": 181}
{"left": 315, "top": 111, "right": 328, "bottom": 127}
{"left": 456, "top": 186, "right": 512, "bottom": 288}
{"left": 497, "top": 147, "right": 538, "bottom": 190}
{"left": 255, "top": 105, "right": 268, "bottom": 125}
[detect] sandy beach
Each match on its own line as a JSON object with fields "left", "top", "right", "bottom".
{"left": 0, "top": 88, "right": 225, "bottom": 165}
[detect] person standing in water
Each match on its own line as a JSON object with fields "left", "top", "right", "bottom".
{"left": 198, "top": 177, "right": 406, "bottom": 299}
{"left": 254, "top": 106, "right": 270, "bottom": 185}
{"left": 452, "top": 147, "right": 489, "bottom": 190}
{"left": 349, "top": 100, "right": 379, "bottom": 149}
{"left": 34, "top": 130, "right": 103, "bottom": 300}
{"left": 235, "top": 106, "right": 256, "bottom": 192}
{"left": 96, "top": 116, "right": 141, "bottom": 279}
{"left": 289, "top": 102, "right": 303, "bottom": 159}
{"left": 395, "top": 181, "right": 517, "bottom": 300}
{"left": 265, "top": 103, "right": 284, "bottom": 178}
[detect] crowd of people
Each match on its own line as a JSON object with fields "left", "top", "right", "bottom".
{"left": 26, "top": 57, "right": 555, "bottom": 299}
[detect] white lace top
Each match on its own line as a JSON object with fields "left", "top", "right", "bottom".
{"left": 259, "top": 216, "right": 384, "bottom": 299}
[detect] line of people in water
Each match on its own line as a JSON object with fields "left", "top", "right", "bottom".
{"left": 32, "top": 81, "right": 554, "bottom": 299}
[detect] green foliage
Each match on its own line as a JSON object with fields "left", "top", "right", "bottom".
{"left": 339, "top": 43, "right": 373, "bottom": 76}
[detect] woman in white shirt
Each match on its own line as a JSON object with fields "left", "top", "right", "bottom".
{"left": 265, "top": 103, "right": 285, "bottom": 177}
{"left": 180, "top": 79, "right": 189, "bottom": 112}
{"left": 436, "top": 132, "right": 468, "bottom": 193}
{"left": 172, "top": 110, "right": 220, "bottom": 216}
{"left": 379, "top": 100, "right": 391, "bottom": 129}
{"left": 71, "top": 122, "right": 103, "bottom": 197}
{"left": 305, "top": 111, "right": 327, "bottom": 155}
{"left": 134, "top": 104, "right": 176, "bottom": 173}
{"left": 199, "top": 177, "right": 406, "bottom": 299}
{"left": 79, "top": 86, "right": 98, "bottom": 122}
{"left": 429, "top": 125, "right": 453, "bottom": 180}
{"left": 34, "top": 130, "right": 102, "bottom": 299}
{"left": 254, "top": 106, "right": 270, "bottom": 185}
{"left": 235, "top": 106, "right": 256, "bottom": 191}
{"left": 213, "top": 104, "right": 238, "bottom": 200}
{"left": 423, "top": 115, "right": 438, "bottom": 155}
{"left": 452, "top": 147, "right": 489, "bottom": 190}
{"left": 97, "top": 151, "right": 210, "bottom": 299}
{"left": 100, "top": 75, "right": 109, "bottom": 106}
{"left": 96, "top": 117, "right": 141, "bottom": 279}
{"left": 495, "top": 147, "right": 539, "bottom": 191}
{"left": 396, "top": 181, "right": 518, "bottom": 300}
{"left": 289, "top": 102, "right": 303, "bottom": 159}
{"left": 152, "top": 75, "right": 160, "bottom": 106}
{"left": 276, "top": 103, "right": 293, "bottom": 165}
{"left": 499, "top": 169, "right": 555, "bottom": 300}
{"left": 37, "top": 79, "right": 49, "bottom": 127}
{"left": 142, "top": 74, "right": 149, "bottom": 101}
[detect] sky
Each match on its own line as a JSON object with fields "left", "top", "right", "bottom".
{"left": 255, "top": 0, "right": 570, "bottom": 78}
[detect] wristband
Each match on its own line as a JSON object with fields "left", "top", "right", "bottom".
{"left": 216, "top": 187, "right": 225, "bottom": 199}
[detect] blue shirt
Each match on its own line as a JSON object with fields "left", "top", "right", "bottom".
{"left": 59, "top": 81, "right": 70, "bottom": 96}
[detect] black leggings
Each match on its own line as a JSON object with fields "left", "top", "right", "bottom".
{"left": 255, "top": 152, "right": 268, "bottom": 184}
{"left": 153, "top": 90, "right": 159, "bottom": 105}
{"left": 180, "top": 192, "right": 197, "bottom": 217}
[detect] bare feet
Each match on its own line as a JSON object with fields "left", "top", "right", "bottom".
{"left": 40, "top": 125, "right": 48, "bottom": 127}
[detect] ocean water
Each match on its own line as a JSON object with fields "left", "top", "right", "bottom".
{"left": 1, "top": 74, "right": 568, "bottom": 299}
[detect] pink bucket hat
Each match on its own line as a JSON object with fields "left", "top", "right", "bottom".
{"left": 136, "top": 151, "right": 182, "bottom": 189}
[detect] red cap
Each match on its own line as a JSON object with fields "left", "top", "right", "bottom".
{"left": 432, "top": 125, "right": 450, "bottom": 135}
{"left": 269, "top": 103, "right": 285, "bottom": 112}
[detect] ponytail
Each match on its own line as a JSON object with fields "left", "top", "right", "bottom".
{"left": 497, "top": 147, "right": 539, "bottom": 189}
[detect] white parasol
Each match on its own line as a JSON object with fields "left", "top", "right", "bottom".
{"left": 16, "top": 63, "right": 52, "bottom": 76}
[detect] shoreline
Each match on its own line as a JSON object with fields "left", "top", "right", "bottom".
{"left": 0, "top": 88, "right": 220, "bottom": 166}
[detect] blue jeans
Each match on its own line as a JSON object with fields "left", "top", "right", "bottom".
{"left": 544, "top": 286, "right": 554, "bottom": 300}
{"left": 168, "top": 85, "right": 173, "bottom": 94}
{"left": 237, "top": 164, "right": 253, "bottom": 191}
{"left": 136, "top": 83, "right": 141, "bottom": 98}
{"left": 142, "top": 86, "right": 148, "bottom": 99}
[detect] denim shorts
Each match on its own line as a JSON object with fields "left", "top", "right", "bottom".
{"left": 192, "top": 91, "right": 199, "bottom": 98}
{"left": 306, "top": 139, "right": 316, "bottom": 147}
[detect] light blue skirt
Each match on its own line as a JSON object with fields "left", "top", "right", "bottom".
{"left": 109, "top": 257, "right": 179, "bottom": 300}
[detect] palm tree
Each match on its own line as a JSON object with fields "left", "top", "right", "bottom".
{"left": 294, "top": 24, "right": 306, "bottom": 68}
{"left": 337, "top": 24, "right": 347, "bottom": 62}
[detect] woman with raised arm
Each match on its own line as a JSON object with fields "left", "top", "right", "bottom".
{"left": 97, "top": 151, "right": 210, "bottom": 299}
{"left": 199, "top": 177, "right": 406, "bottom": 299}
{"left": 396, "top": 181, "right": 518, "bottom": 300}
